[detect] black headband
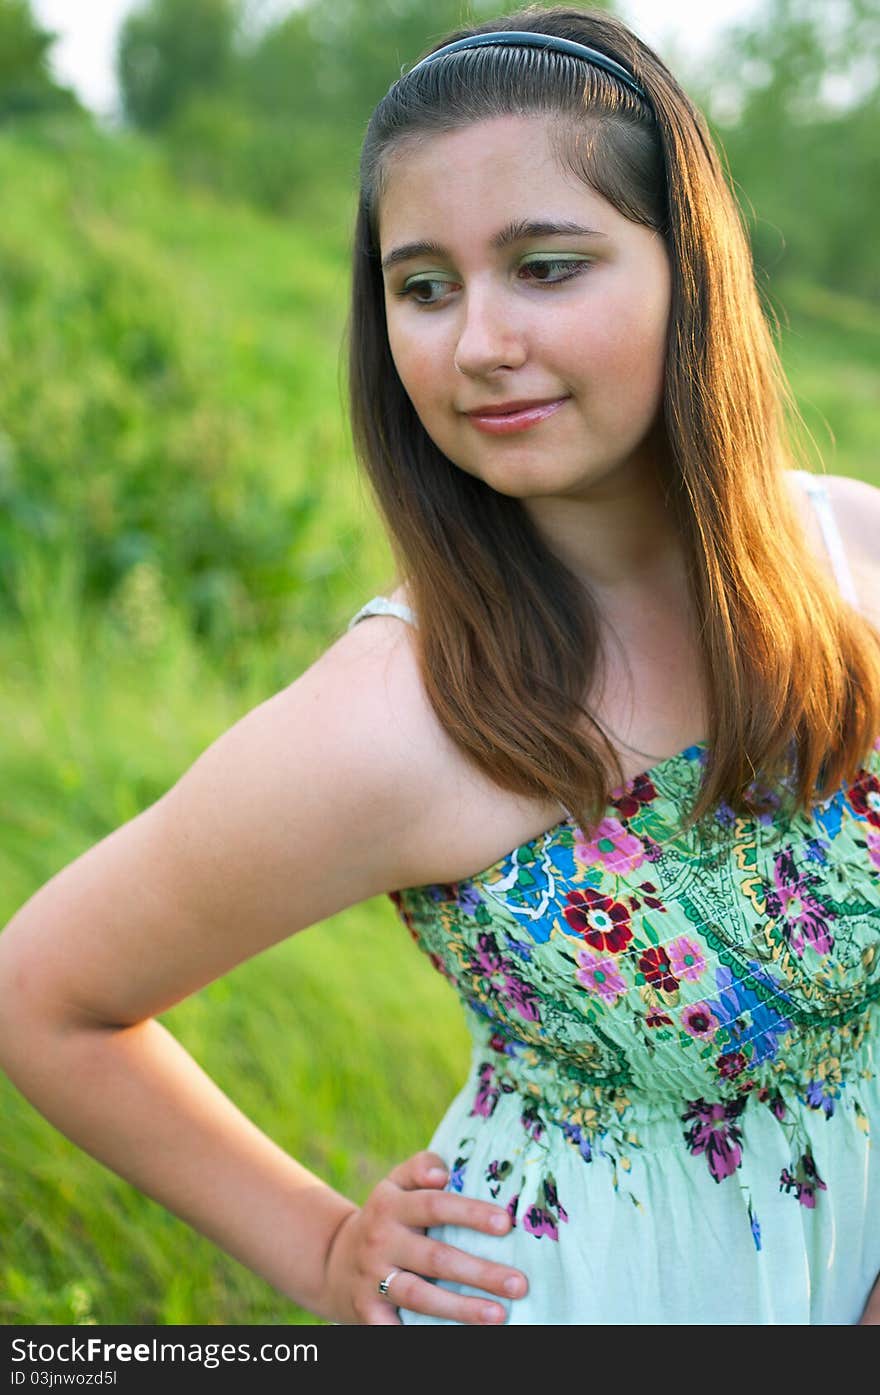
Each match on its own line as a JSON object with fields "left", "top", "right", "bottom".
{"left": 401, "top": 30, "right": 647, "bottom": 103}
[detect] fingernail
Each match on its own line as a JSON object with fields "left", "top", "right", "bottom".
{"left": 505, "top": 1276, "right": 524, "bottom": 1297}
{"left": 490, "top": 1212, "right": 509, "bottom": 1232}
{"left": 426, "top": 1167, "right": 447, "bottom": 1183}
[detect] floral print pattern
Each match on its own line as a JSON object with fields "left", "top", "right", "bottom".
{"left": 682, "top": 1095, "right": 747, "bottom": 1181}
{"left": 389, "top": 734, "right": 880, "bottom": 1267}
{"left": 563, "top": 886, "right": 633, "bottom": 953}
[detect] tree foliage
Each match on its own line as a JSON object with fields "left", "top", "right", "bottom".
{"left": 118, "top": 0, "right": 242, "bottom": 131}
{"left": 0, "top": 0, "right": 79, "bottom": 120}
{"left": 701, "top": 0, "right": 880, "bottom": 298}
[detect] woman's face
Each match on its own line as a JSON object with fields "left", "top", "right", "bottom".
{"left": 378, "top": 114, "right": 672, "bottom": 502}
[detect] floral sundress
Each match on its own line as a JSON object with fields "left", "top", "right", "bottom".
{"left": 346, "top": 477, "right": 880, "bottom": 1324}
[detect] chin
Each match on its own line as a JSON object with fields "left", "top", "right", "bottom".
{"left": 465, "top": 466, "right": 559, "bottom": 500}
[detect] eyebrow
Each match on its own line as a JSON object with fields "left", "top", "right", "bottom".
{"left": 379, "top": 218, "right": 608, "bottom": 273}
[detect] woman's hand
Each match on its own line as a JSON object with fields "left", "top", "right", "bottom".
{"left": 318, "top": 1149, "right": 529, "bottom": 1325}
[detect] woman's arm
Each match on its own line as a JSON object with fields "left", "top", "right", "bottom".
{"left": 0, "top": 619, "right": 436, "bottom": 1322}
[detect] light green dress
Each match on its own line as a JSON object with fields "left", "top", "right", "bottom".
{"left": 348, "top": 473, "right": 880, "bottom": 1324}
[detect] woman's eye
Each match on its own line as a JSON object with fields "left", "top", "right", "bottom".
{"left": 518, "top": 256, "right": 592, "bottom": 284}
{"left": 396, "top": 277, "right": 456, "bottom": 305}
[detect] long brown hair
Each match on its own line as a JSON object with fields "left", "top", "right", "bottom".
{"left": 346, "top": 3, "right": 880, "bottom": 837}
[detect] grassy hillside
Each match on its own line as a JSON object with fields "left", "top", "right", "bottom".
{"left": 0, "top": 117, "right": 394, "bottom": 687}
{"left": 0, "top": 117, "right": 877, "bottom": 1326}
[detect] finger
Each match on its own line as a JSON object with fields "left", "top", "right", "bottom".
{"left": 385, "top": 1150, "right": 448, "bottom": 1190}
{"left": 398, "top": 1186, "right": 515, "bottom": 1241}
{"left": 364, "top": 1301, "right": 403, "bottom": 1326}
{"left": 376, "top": 1268, "right": 509, "bottom": 1326}
{"left": 395, "top": 1229, "right": 528, "bottom": 1306}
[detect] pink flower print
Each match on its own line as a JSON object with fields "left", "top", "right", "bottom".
{"left": 473, "top": 932, "right": 542, "bottom": 1023}
{"left": 575, "top": 816, "right": 647, "bottom": 873}
{"left": 682, "top": 1097, "right": 746, "bottom": 1182}
{"left": 867, "top": 827, "right": 880, "bottom": 871}
{"left": 564, "top": 887, "right": 633, "bottom": 954}
{"left": 575, "top": 948, "right": 627, "bottom": 1004}
{"left": 764, "top": 848, "right": 834, "bottom": 957}
{"left": 522, "top": 1175, "right": 568, "bottom": 1240}
{"left": 523, "top": 1205, "right": 559, "bottom": 1239}
{"left": 668, "top": 935, "right": 707, "bottom": 982}
{"left": 681, "top": 1001, "right": 720, "bottom": 1040}
{"left": 471, "top": 1062, "right": 500, "bottom": 1119}
{"left": 848, "top": 769, "right": 880, "bottom": 829}
{"left": 779, "top": 1150, "right": 828, "bottom": 1208}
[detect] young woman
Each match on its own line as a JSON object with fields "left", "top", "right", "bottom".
{"left": 1, "top": 7, "right": 879, "bottom": 1327}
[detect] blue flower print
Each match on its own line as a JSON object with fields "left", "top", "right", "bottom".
{"left": 713, "top": 963, "right": 793, "bottom": 1064}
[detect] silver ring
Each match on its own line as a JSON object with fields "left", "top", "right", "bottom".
{"left": 377, "top": 1267, "right": 400, "bottom": 1298}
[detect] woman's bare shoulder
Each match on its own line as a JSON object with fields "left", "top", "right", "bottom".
{"left": 324, "top": 596, "right": 468, "bottom": 835}
{"left": 336, "top": 587, "right": 570, "bottom": 884}
{"left": 821, "top": 472, "right": 880, "bottom": 627}
{"left": 786, "top": 469, "right": 880, "bottom": 627}
{"left": 821, "top": 472, "right": 880, "bottom": 552}
{"left": 330, "top": 588, "right": 427, "bottom": 746}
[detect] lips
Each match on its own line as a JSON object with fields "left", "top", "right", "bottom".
{"left": 465, "top": 396, "right": 570, "bottom": 435}
{"left": 466, "top": 397, "right": 566, "bottom": 416}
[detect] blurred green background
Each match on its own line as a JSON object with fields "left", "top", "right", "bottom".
{"left": 0, "top": 0, "right": 878, "bottom": 1325}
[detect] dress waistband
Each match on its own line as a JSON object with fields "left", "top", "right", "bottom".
{"left": 461, "top": 1000, "right": 879, "bottom": 1133}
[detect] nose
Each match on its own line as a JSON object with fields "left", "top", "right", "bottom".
{"left": 453, "top": 283, "right": 527, "bottom": 377}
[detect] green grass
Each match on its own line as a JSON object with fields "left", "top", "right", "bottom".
{"left": 0, "top": 556, "right": 471, "bottom": 1325}
{"left": 0, "top": 117, "right": 877, "bottom": 1325}
{"left": 0, "top": 117, "right": 394, "bottom": 678}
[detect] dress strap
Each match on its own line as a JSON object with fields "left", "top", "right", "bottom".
{"left": 790, "top": 470, "right": 861, "bottom": 609}
{"left": 346, "top": 595, "right": 419, "bottom": 631}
